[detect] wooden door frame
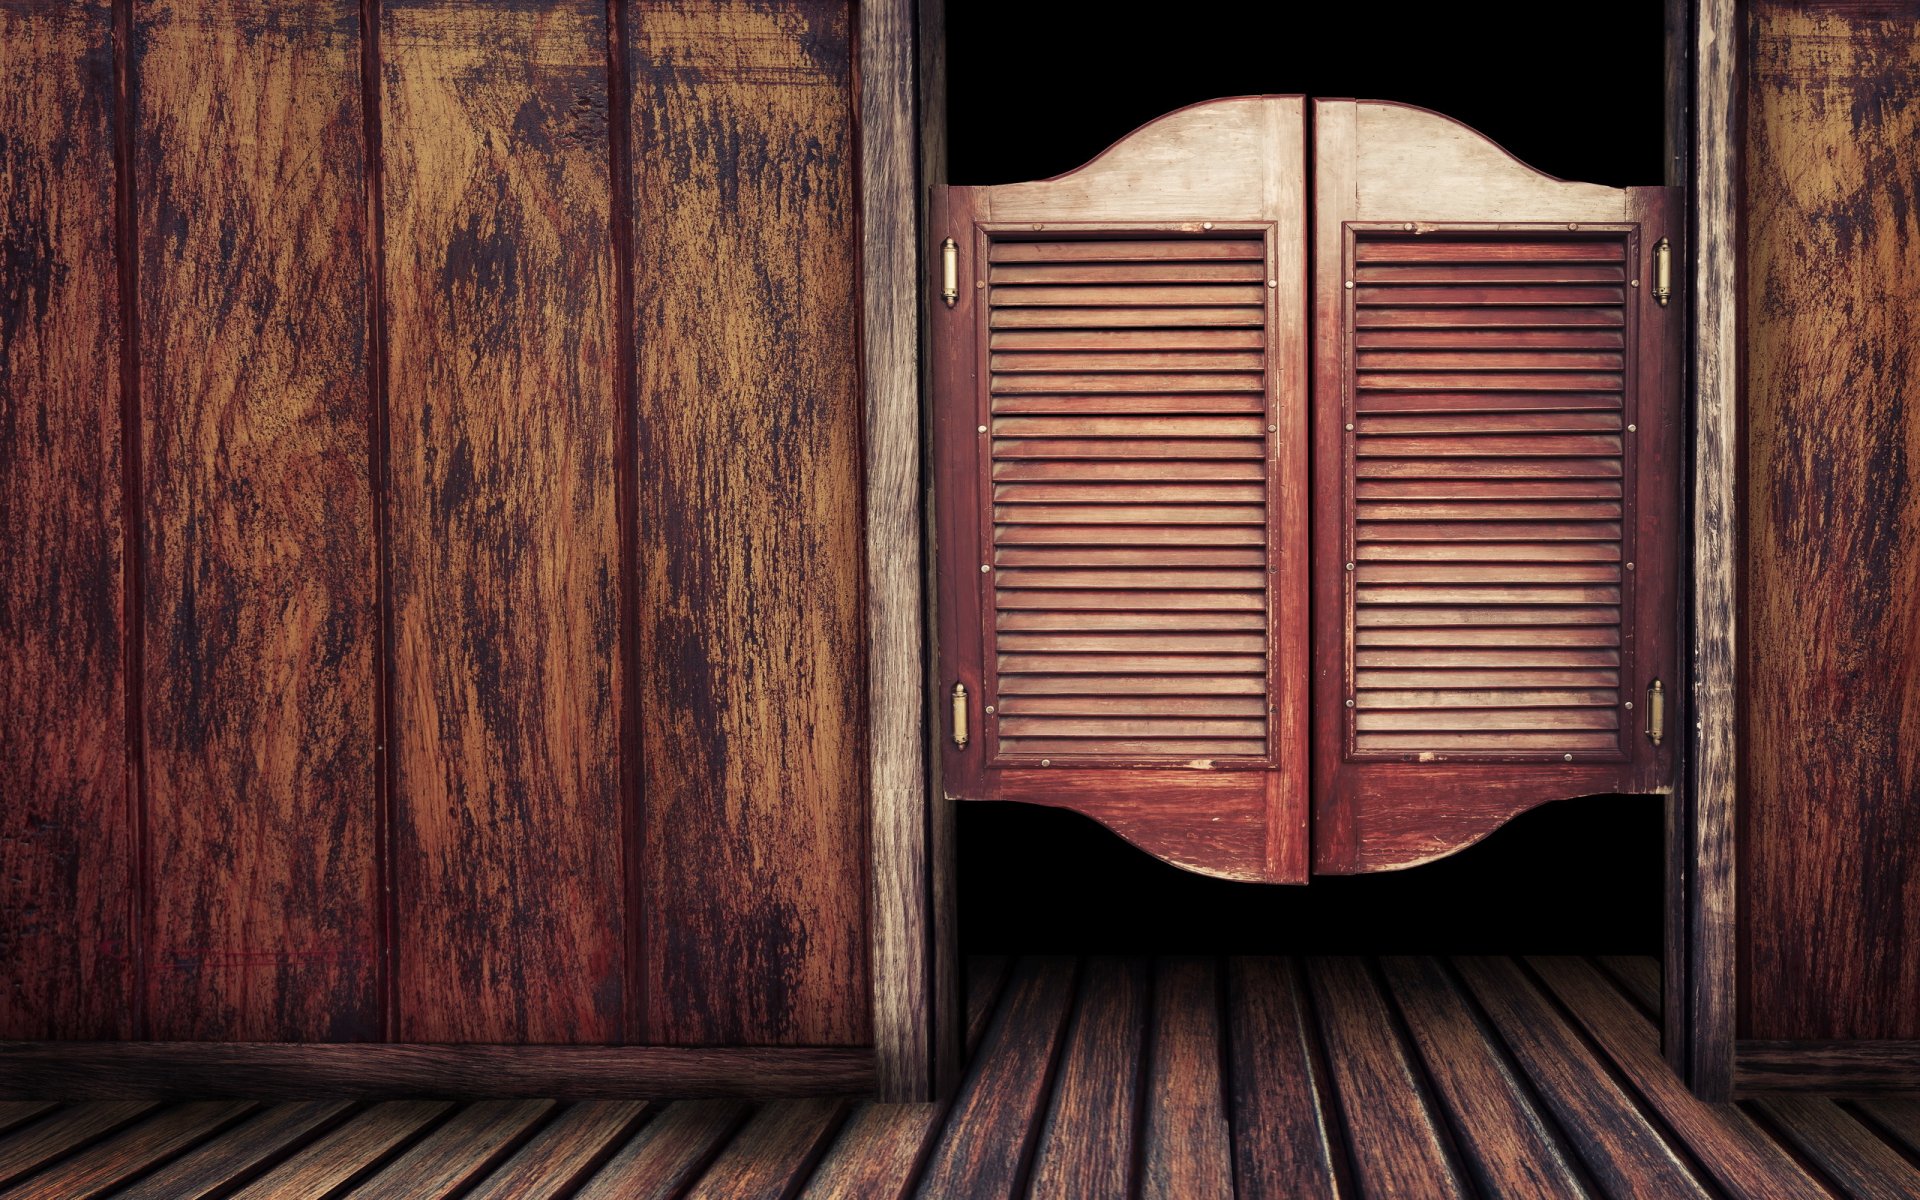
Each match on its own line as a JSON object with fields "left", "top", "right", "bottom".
{"left": 1668, "top": 0, "right": 1738, "bottom": 1101}
{"left": 858, "top": 0, "right": 964, "bottom": 1101}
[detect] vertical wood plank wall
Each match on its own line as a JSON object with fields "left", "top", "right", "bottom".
{"left": 1742, "top": 0, "right": 1920, "bottom": 1041}
{"left": 627, "top": 0, "right": 870, "bottom": 1047}
{"left": 0, "top": 0, "right": 132, "bottom": 1041}
{"left": 0, "top": 0, "right": 871, "bottom": 1050}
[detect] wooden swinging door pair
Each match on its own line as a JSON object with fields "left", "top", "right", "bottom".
{"left": 931, "top": 97, "right": 1681, "bottom": 883}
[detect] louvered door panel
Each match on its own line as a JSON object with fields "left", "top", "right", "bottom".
{"left": 1347, "top": 235, "right": 1632, "bottom": 757}
{"left": 986, "top": 235, "right": 1274, "bottom": 762}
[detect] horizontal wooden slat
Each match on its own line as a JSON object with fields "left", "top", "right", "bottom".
{"left": 990, "top": 239, "right": 1264, "bottom": 263}
{"left": 1357, "top": 668, "right": 1620, "bottom": 688}
{"left": 993, "top": 284, "right": 1267, "bottom": 307}
{"left": 993, "top": 393, "right": 1266, "bottom": 414}
{"left": 1354, "top": 648, "right": 1620, "bottom": 668}
{"left": 1357, "top": 584, "right": 1621, "bottom": 606}
{"left": 1356, "top": 413, "right": 1622, "bottom": 435}
{"left": 993, "top": 460, "right": 1266, "bottom": 481}
{"left": 1356, "top": 501, "right": 1622, "bottom": 522}
{"left": 1356, "top": 349, "right": 1625, "bottom": 371}
{"left": 1355, "top": 480, "right": 1622, "bottom": 500}
{"left": 997, "top": 633, "right": 1266, "bottom": 654}
{"left": 991, "top": 262, "right": 1266, "bottom": 284}
{"left": 1356, "top": 434, "right": 1623, "bottom": 456}
{"left": 993, "top": 350, "right": 1265, "bottom": 373}
{"left": 1356, "top": 457, "right": 1621, "bottom": 478}
{"left": 1000, "top": 738, "right": 1265, "bottom": 757}
{"left": 995, "top": 547, "right": 1268, "bottom": 568}
{"left": 1355, "top": 392, "right": 1625, "bottom": 414}
{"left": 1356, "top": 689, "right": 1620, "bottom": 709}
{"left": 994, "top": 568, "right": 1267, "bottom": 590}
{"left": 996, "top": 505, "right": 1265, "bottom": 526}
{"left": 998, "top": 653, "right": 1265, "bottom": 674}
{"left": 997, "top": 695, "right": 1267, "bottom": 717}
{"left": 1354, "top": 329, "right": 1624, "bottom": 349}
{"left": 1354, "top": 264, "right": 1625, "bottom": 285}
{"left": 1354, "top": 306, "right": 1623, "bottom": 329}
{"left": 1353, "top": 240, "right": 1624, "bottom": 263}
{"left": 994, "top": 372, "right": 1265, "bottom": 395}
{"left": 997, "top": 591, "right": 1265, "bottom": 612}
{"left": 1355, "top": 709, "right": 1619, "bottom": 732}
{"left": 998, "top": 611, "right": 1266, "bottom": 632}
{"left": 1355, "top": 521, "right": 1621, "bottom": 542}
{"left": 993, "top": 328, "right": 1265, "bottom": 350}
{"left": 993, "top": 415, "right": 1266, "bottom": 437}
{"left": 995, "top": 525, "right": 1265, "bottom": 547}
{"left": 1357, "top": 372, "right": 1623, "bottom": 392}
{"left": 1355, "top": 605, "right": 1620, "bottom": 627}
{"left": 995, "top": 674, "right": 1266, "bottom": 695}
{"left": 994, "top": 439, "right": 1266, "bottom": 459}
{"left": 1356, "top": 284, "right": 1624, "bottom": 306}
{"left": 1354, "top": 563, "right": 1621, "bottom": 584}
{"left": 999, "top": 717, "right": 1265, "bottom": 738}
{"left": 991, "top": 306, "right": 1267, "bottom": 329}
{"left": 1356, "top": 732, "right": 1620, "bottom": 751}
{"left": 1357, "top": 541, "right": 1620, "bottom": 561}
{"left": 1355, "top": 626, "right": 1619, "bottom": 647}
{"left": 996, "top": 482, "right": 1265, "bottom": 504}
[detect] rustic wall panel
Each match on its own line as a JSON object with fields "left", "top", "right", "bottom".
{"left": 135, "top": 0, "right": 379, "bottom": 1042}
{"left": 628, "top": 0, "right": 871, "bottom": 1046}
{"left": 382, "top": 0, "right": 627, "bottom": 1044}
{"left": 1742, "top": 0, "right": 1920, "bottom": 1040}
{"left": 0, "top": 0, "right": 130, "bottom": 1041}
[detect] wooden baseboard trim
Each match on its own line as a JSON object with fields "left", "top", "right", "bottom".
{"left": 0, "top": 1042, "right": 875, "bottom": 1101}
{"left": 1734, "top": 1041, "right": 1920, "bottom": 1095}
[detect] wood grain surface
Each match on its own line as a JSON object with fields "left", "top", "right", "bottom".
{"left": 0, "top": 0, "right": 130, "bottom": 1043}
{"left": 626, "top": 0, "right": 870, "bottom": 1046}
{"left": 110, "top": 1102, "right": 355, "bottom": 1200}
{"left": 1741, "top": 0, "right": 1920, "bottom": 1042}
{"left": 381, "top": 0, "right": 625, "bottom": 1044}
{"left": 1027, "top": 958, "right": 1147, "bottom": 1199}
{"left": 1140, "top": 959, "right": 1233, "bottom": 1200}
{"left": 134, "top": 0, "right": 379, "bottom": 1042}
{"left": 1225, "top": 958, "right": 1343, "bottom": 1198}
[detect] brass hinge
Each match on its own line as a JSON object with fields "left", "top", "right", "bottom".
{"left": 1652, "top": 237, "right": 1672, "bottom": 308}
{"left": 951, "top": 681, "right": 969, "bottom": 748}
{"left": 940, "top": 238, "right": 958, "bottom": 308}
{"left": 1646, "top": 678, "right": 1665, "bottom": 746}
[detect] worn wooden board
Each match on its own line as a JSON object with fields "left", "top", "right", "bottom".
{"left": 0, "top": 0, "right": 130, "bottom": 1043}
{"left": 1140, "top": 958, "right": 1233, "bottom": 1200}
{"left": 573, "top": 1101, "right": 746, "bottom": 1200}
{"left": 111, "top": 1103, "right": 354, "bottom": 1200}
{"left": 1741, "top": 0, "right": 1920, "bottom": 1043}
{"left": 1225, "top": 958, "right": 1343, "bottom": 1198}
{"left": 345, "top": 1100, "right": 555, "bottom": 1200}
{"left": 134, "top": 0, "right": 379, "bottom": 1042}
{"left": 626, "top": 0, "right": 870, "bottom": 1046}
{"left": 462, "top": 1102, "right": 650, "bottom": 1200}
{"left": 226, "top": 1101, "right": 450, "bottom": 1200}
{"left": 381, "top": 0, "right": 626, "bottom": 1044}
{"left": 799, "top": 1103, "right": 942, "bottom": 1200}
{"left": 0, "top": 1101, "right": 254, "bottom": 1200}
{"left": 1027, "top": 957, "right": 1147, "bottom": 1199}
{"left": 683, "top": 1100, "right": 846, "bottom": 1200}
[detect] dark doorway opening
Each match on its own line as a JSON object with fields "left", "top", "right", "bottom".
{"left": 946, "top": 0, "right": 1671, "bottom": 956}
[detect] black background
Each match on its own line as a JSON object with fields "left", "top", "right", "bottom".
{"left": 945, "top": 1, "right": 1671, "bottom": 956}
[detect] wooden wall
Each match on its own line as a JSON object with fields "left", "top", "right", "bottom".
{"left": 0, "top": 0, "right": 869, "bottom": 1048}
{"left": 1742, "top": 0, "right": 1920, "bottom": 1041}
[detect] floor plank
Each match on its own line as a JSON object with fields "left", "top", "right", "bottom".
{"left": 1226, "top": 957, "right": 1343, "bottom": 1199}
{"left": 1595, "top": 956, "right": 1661, "bottom": 1017}
{"left": 1453, "top": 957, "right": 1714, "bottom": 1200}
{"left": 1755, "top": 1098, "right": 1920, "bottom": 1200}
{"left": 226, "top": 1101, "right": 450, "bottom": 1200}
{"left": 464, "top": 1102, "right": 651, "bottom": 1200}
{"left": 914, "top": 956, "right": 1078, "bottom": 1199}
{"left": 0, "top": 1101, "right": 252, "bottom": 1200}
{"left": 685, "top": 1099, "right": 846, "bottom": 1200}
{"left": 1381, "top": 956, "right": 1591, "bottom": 1198}
{"left": 347, "top": 1100, "right": 556, "bottom": 1199}
{"left": 0, "top": 1111, "right": 54, "bottom": 1145}
{"left": 965, "top": 955, "right": 1013, "bottom": 1059}
{"left": 111, "top": 1102, "right": 356, "bottom": 1200}
{"left": 1028, "top": 956, "right": 1149, "bottom": 1200}
{"left": 798, "top": 1103, "right": 941, "bottom": 1200}
{"left": 1308, "top": 957, "right": 1470, "bottom": 1198}
{"left": 0, "top": 1103, "right": 156, "bottom": 1191}
{"left": 1855, "top": 1098, "right": 1920, "bottom": 1159}
{"left": 573, "top": 1101, "right": 748, "bottom": 1200}
{"left": 1140, "top": 957, "right": 1234, "bottom": 1200}
{"left": 1525, "top": 956, "right": 1832, "bottom": 1200}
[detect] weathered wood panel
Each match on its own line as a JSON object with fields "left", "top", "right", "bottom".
{"left": 381, "top": 0, "right": 626, "bottom": 1044}
{"left": 0, "top": 0, "right": 129, "bottom": 1043}
{"left": 1742, "top": 0, "right": 1920, "bottom": 1041}
{"left": 627, "top": 0, "right": 870, "bottom": 1045}
{"left": 135, "top": 0, "right": 378, "bottom": 1041}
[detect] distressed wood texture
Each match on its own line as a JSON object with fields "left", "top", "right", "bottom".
{"left": 1680, "top": 0, "right": 1739, "bottom": 1100}
{"left": 1741, "top": 0, "right": 1920, "bottom": 1043}
{"left": 627, "top": 0, "right": 870, "bottom": 1046}
{"left": 381, "top": 0, "right": 625, "bottom": 1044}
{"left": 0, "top": 0, "right": 129, "bottom": 1042}
{"left": 862, "top": 0, "right": 953, "bottom": 1102}
{"left": 135, "top": 0, "right": 378, "bottom": 1041}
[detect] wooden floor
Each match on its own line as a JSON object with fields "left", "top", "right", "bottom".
{"left": 3, "top": 957, "right": 1919, "bottom": 1198}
